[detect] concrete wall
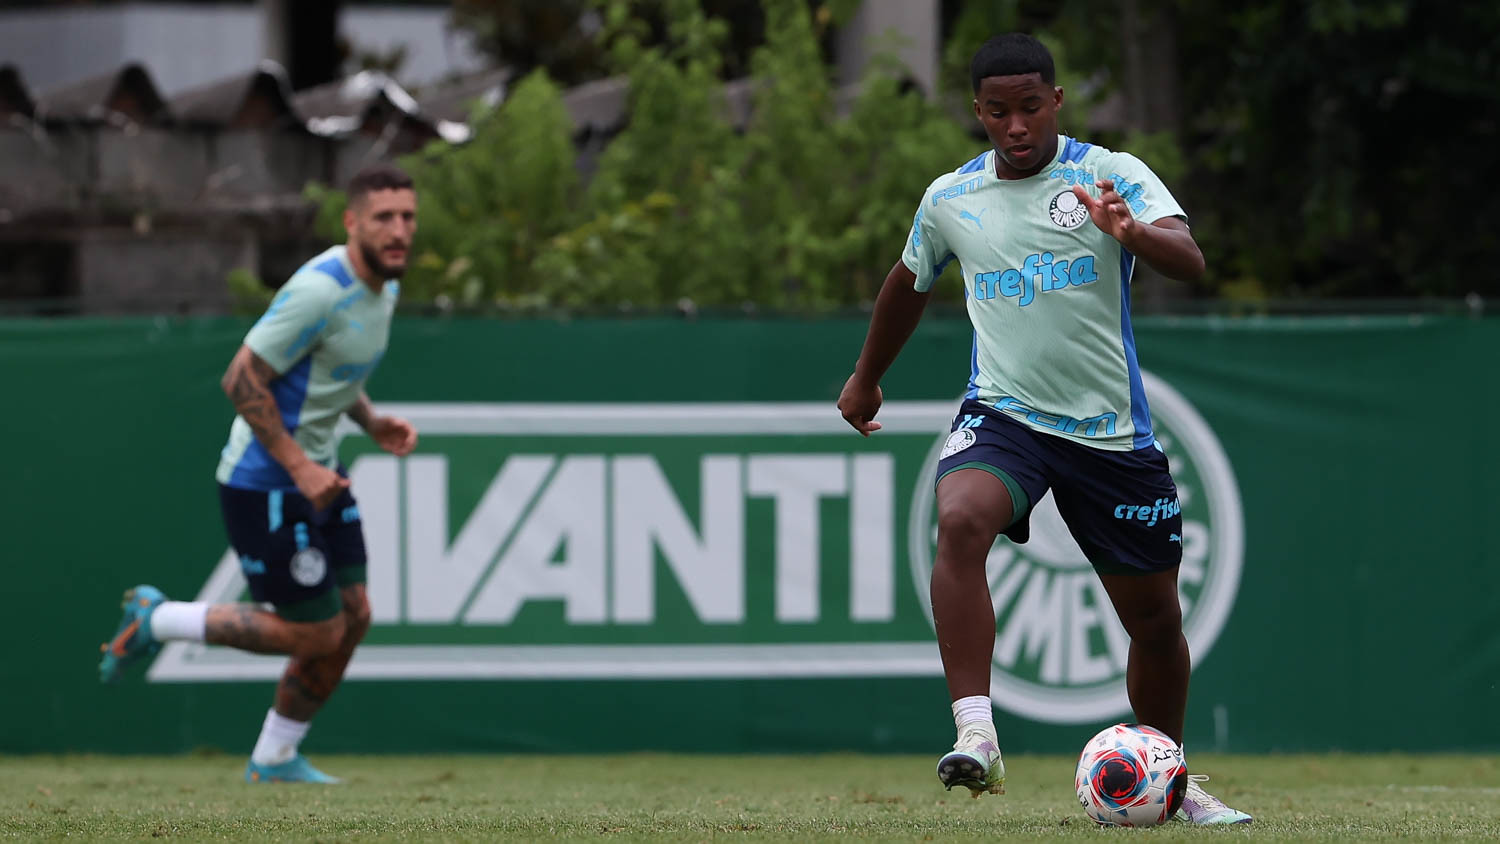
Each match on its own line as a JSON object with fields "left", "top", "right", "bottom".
{"left": 0, "top": 3, "right": 484, "bottom": 97}
{"left": 836, "top": 0, "right": 940, "bottom": 96}
{"left": 74, "top": 227, "right": 254, "bottom": 313}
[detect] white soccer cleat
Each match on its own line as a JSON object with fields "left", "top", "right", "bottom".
{"left": 1179, "top": 774, "right": 1252, "bottom": 824}
{"left": 936, "top": 726, "right": 1005, "bottom": 797}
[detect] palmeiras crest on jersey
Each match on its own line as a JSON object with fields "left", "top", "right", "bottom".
{"left": 940, "top": 429, "right": 977, "bottom": 459}
{"left": 906, "top": 372, "right": 1245, "bottom": 723}
{"left": 290, "top": 548, "right": 327, "bottom": 587}
{"left": 1049, "top": 190, "right": 1090, "bottom": 229}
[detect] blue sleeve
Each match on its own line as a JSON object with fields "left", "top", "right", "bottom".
{"left": 243, "top": 272, "right": 336, "bottom": 374}
{"left": 901, "top": 189, "right": 953, "bottom": 293}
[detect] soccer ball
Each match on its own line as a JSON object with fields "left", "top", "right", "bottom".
{"left": 1074, "top": 723, "right": 1188, "bottom": 827}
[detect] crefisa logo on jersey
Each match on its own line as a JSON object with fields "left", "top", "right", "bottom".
{"left": 907, "top": 372, "right": 1244, "bottom": 723}
{"left": 1049, "top": 190, "right": 1090, "bottom": 229}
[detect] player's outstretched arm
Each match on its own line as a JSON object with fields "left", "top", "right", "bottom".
{"left": 347, "top": 391, "right": 418, "bottom": 457}
{"left": 1072, "top": 180, "right": 1205, "bottom": 281}
{"left": 221, "top": 344, "right": 347, "bottom": 507}
{"left": 838, "top": 260, "right": 930, "bottom": 437}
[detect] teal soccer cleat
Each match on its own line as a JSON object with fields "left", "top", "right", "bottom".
{"left": 98, "top": 585, "right": 165, "bottom": 683}
{"left": 245, "top": 755, "right": 343, "bottom": 784}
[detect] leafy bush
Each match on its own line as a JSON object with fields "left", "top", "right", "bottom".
{"left": 308, "top": 0, "right": 983, "bottom": 311}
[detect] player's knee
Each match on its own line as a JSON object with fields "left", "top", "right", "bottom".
{"left": 937, "top": 501, "right": 1001, "bottom": 553}
{"left": 1120, "top": 599, "right": 1182, "bottom": 647}
{"left": 343, "top": 600, "right": 372, "bottom": 643}
{"left": 294, "top": 614, "right": 346, "bottom": 659}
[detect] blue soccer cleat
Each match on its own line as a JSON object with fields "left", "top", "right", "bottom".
{"left": 99, "top": 585, "right": 165, "bottom": 683}
{"left": 245, "top": 755, "right": 343, "bottom": 784}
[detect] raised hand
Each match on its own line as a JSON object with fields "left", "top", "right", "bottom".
{"left": 369, "top": 415, "right": 418, "bottom": 457}
{"left": 1071, "top": 179, "right": 1137, "bottom": 245}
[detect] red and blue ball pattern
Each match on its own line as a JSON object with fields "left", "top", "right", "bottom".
{"left": 1075, "top": 723, "right": 1188, "bottom": 827}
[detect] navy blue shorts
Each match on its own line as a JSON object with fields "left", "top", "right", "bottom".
{"left": 935, "top": 399, "right": 1182, "bottom": 575}
{"left": 218, "top": 478, "right": 367, "bottom": 622}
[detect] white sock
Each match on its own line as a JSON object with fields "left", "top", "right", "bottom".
{"left": 149, "top": 602, "right": 208, "bottom": 641}
{"left": 250, "top": 709, "right": 311, "bottom": 766}
{"left": 952, "top": 695, "right": 995, "bottom": 735}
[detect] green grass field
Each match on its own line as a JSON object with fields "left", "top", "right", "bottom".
{"left": 4, "top": 753, "right": 1498, "bottom": 841}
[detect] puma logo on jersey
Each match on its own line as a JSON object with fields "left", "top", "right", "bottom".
{"left": 959, "top": 208, "right": 987, "bottom": 230}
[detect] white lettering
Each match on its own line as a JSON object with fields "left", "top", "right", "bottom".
{"left": 404, "top": 454, "right": 553, "bottom": 623}
{"left": 611, "top": 455, "right": 744, "bottom": 623}
{"left": 347, "top": 456, "right": 399, "bottom": 623}
{"left": 1064, "top": 573, "right": 1114, "bottom": 684}
{"left": 850, "top": 454, "right": 895, "bottom": 622}
{"left": 466, "top": 456, "right": 607, "bottom": 624}
{"left": 995, "top": 567, "right": 1065, "bottom": 684}
{"left": 747, "top": 455, "right": 847, "bottom": 623}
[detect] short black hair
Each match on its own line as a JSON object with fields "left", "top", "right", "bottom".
{"left": 970, "top": 33, "right": 1055, "bottom": 93}
{"left": 347, "top": 162, "right": 414, "bottom": 204}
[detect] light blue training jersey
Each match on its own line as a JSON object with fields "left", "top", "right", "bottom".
{"left": 215, "top": 245, "right": 398, "bottom": 490}
{"left": 902, "top": 135, "right": 1186, "bottom": 451}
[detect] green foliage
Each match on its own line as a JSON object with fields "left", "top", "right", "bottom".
{"left": 309, "top": 0, "right": 983, "bottom": 311}
{"left": 225, "top": 268, "right": 273, "bottom": 315}
{"left": 1171, "top": 0, "right": 1500, "bottom": 297}
{"left": 413, "top": 71, "right": 581, "bottom": 307}
{"left": 449, "top": 0, "right": 604, "bottom": 87}
{"left": 288, "top": 0, "right": 1500, "bottom": 306}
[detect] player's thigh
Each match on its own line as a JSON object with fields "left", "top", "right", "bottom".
{"left": 1049, "top": 441, "right": 1183, "bottom": 577}
{"left": 218, "top": 484, "right": 341, "bottom": 623}
{"left": 935, "top": 399, "right": 1050, "bottom": 545}
{"left": 318, "top": 482, "right": 369, "bottom": 593}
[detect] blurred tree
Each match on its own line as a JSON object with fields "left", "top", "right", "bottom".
{"left": 309, "top": 0, "right": 979, "bottom": 311}
{"left": 941, "top": 0, "right": 1500, "bottom": 300}
{"left": 310, "top": 70, "right": 581, "bottom": 308}
{"left": 449, "top": 0, "right": 605, "bottom": 86}
{"left": 448, "top": 0, "right": 842, "bottom": 85}
{"left": 1174, "top": 0, "right": 1500, "bottom": 298}
{"left": 303, "top": 0, "right": 1499, "bottom": 307}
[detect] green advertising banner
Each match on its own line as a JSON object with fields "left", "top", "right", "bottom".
{"left": 2, "top": 315, "right": 1497, "bottom": 755}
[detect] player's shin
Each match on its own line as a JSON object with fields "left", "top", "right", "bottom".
{"left": 1125, "top": 631, "right": 1190, "bottom": 743}
{"left": 204, "top": 605, "right": 335, "bottom": 655}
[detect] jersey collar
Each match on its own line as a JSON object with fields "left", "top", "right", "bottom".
{"left": 988, "top": 135, "right": 1067, "bottom": 182}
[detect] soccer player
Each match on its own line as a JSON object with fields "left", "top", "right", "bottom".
{"left": 837, "top": 34, "right": 1251, "bottom": 825}
{"left": 98, "top": 163, "right": 420, "bottom": 784}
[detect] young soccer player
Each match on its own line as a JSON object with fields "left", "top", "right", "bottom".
{"left": 98, "top": 164, "right": 420, "bottom": 784}
{"left": 837, "top": 34, "right": 1251, "bottom": 824}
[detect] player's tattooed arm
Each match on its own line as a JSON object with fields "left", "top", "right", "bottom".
{"left": 221, "top": 345, "right": 311, "bottom": 471}
{"left": 223, "top": 346, "right": 290, "bottom": 447}
{"left": 222, "top": 345, "right": 346, "bottom": 506}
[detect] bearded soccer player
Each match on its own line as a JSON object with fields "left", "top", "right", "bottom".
{"left": 837, "top": 34, "right": 1251, "bottom": 824}
{"left": 98, "top": 164, "right": 420, "bottom": 784}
